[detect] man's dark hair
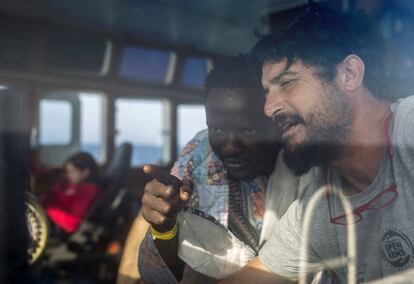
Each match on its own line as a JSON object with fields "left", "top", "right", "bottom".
{"left": 204, "top": 54, "right": 263, "bottom": 98}
{"left": 251, "top": 5, "right": 387, "bottom": 98}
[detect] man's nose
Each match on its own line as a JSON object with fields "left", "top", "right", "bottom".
{"left": 264, "top": 92, "right": 283, "bottom": 118}
{"left": 221, "top": 133, "right": 243, "bottom": 156}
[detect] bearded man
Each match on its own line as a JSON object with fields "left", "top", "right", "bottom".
{"left": 220, "top": 5, "right": 414, "bottom": 284}
{"left": 138, "top": 55, "right": 306, "bottom": 283}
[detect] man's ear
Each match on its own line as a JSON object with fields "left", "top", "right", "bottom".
{"left": 336, "top": 54, "right": 365, "bottom": 92}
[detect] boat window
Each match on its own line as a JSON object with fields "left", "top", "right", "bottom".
{"left": 181, "top": 57, "right": 213, "bottom": 88}
{"left": 115, "top": 98, "right": 169, "bottom": 166}
{"left": 177, "top": 104, "right": 206, "bottom": 152}
{"left": 79, "top": 93, "right": 106, "bottom": 162}
{"left": 39, "top": 99, "right": 73, "bottom": 145}
{"left": 38, "top": 91, "right": 106, "bottom": 166}
{"left": 119, "top": 46, "right": 176, "bottom": 84}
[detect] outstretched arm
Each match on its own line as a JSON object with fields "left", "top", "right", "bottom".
{"left": 140, "top": 165, "right": 193, "bottom": 281}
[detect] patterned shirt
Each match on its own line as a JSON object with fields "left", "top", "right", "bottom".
{"left": 138, "top": 129, "right": 267, "bottom": 283}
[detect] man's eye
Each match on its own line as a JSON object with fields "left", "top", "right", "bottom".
{"left": 280, "top": 79, "right": 296, "bottom": 88}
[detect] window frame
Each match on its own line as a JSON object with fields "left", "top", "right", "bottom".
{"left": 36, "top": 88, "right": 107, "bottom": 167}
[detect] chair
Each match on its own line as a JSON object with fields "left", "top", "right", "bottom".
{"left": 68, "top": 143, "right": 133, "bottom": 247}
{"left": 87, "top": 142, "right": 133, "bottom": 225}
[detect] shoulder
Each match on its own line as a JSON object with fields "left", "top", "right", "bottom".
{"left": 178, "top": 129, "right": 209, "bottom": 157}
{"left": 294, "top": 167, "right": 324, "bottom": 216}
{"left": 267, "top": 151, "right": 316, "bottom": 198}
{"left": 392, "top": 96, "right": 414, "bottom": 137}
{"left": 171, "top": 129, "right": 209, "bottom": 177}
{"left": 171, "top": 129, "right": 221, "bottom": 180}
{"left": 267, "top": 166, "right": 323, "bottom": 231}
{"left": 393, "top": 95, "right": 414, "bottom": 117}
{"left": 265, "top": 151, "right": 323, "bottom": 216}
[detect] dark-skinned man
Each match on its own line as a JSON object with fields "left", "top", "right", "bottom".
{"left": 138, "top": 55, "right": 309, "bottom": 283}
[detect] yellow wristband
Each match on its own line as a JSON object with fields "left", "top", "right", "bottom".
{"left": 150, "top": 223, "right": 177, "bottom": 240}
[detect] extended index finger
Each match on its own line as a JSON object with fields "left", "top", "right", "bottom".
{"left": 180, "top": 178, "right": 194, "bottom": 202}
{"left": 143, "top": 165, "right": 183, "bottom": 188}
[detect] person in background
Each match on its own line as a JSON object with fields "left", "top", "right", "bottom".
{"left": 138, "top": 55, "right": 308, "bottom": 283}
{"left": 42, "top": 152, "right": 102, "bottom": 234}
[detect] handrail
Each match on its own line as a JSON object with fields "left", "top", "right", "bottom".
{"left": 299, "top": 188, "right": 357, "bottom": 284}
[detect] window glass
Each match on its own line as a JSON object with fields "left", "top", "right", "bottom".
{"left": 115, "top": 98, "right": 167, "bottom": 166}
{"left": 119, "top": 46, "right": 175, "bottom": 83}
{"left": 177, "top": 104, "right": 206, "bottom": 152}
{"left": 79, "top": 93, "right": 105, "bottom": 162}
{"left": 38, "top": 91, "right": 106, "bottom": 166}
{"left": 39, "top": 99, "right": 72, "bottom": 145}
{"left": 181, "top": 57, "right": 212, "bottom": 88}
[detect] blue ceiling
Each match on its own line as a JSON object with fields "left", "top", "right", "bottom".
{"left": 0, "top": 0, "right": 307, "bottom": 55}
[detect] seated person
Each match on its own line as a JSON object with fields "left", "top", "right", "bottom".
{"left": 138, "top": 55, "right": 309, "bottom": 283}
{"left": 41, "top": 152, "right": 102, "bottom": 234}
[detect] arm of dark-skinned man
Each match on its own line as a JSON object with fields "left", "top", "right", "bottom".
{"left": 141, "top": 165, "right": 193, "bottom": 281}
{"left": 218, "top": 257, "right": 296, "bottom": 284}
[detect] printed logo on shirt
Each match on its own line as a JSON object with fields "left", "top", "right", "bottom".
{"left": 382, "top": 227, "right": 414, "bottom": 270}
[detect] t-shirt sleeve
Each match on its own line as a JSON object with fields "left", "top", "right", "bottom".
{"left": 259, "top": 197, "right": 320, "bottom": 280}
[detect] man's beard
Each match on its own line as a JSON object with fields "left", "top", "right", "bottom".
{"left": 283, "top": 129, "right": 344, "bottom": 176}
{"left": 282, "top": 87, "right": 353, "bottom": 176}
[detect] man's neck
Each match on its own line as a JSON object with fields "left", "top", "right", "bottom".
{"left": 330, "top": 94, "right": 391, "bottom": 195}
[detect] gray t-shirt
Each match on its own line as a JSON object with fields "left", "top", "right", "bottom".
{"left": 259, "top": 96, "right": 414, "bottom": 283}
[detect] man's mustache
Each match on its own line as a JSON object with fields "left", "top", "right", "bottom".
{"left": 272, "top": 112, "right": 305, "bottom": 133}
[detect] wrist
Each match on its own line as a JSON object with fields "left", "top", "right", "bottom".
{"left": 150, "top": 222, "right": 177, "bottom": 240}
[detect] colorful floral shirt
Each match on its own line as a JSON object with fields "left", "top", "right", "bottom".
{"left": 139, "top": 129, "right": 267, "bottom": 283}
